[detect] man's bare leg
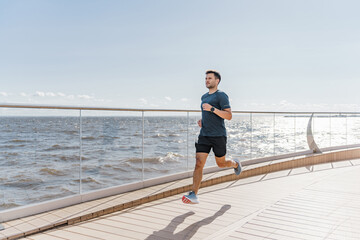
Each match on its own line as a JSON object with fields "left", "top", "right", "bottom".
{"left": 192, "top": 152, "right": 208, "bottom": 194}
{"left": 215, "top": 155, "right": 238, "bottom": 168}
{"left": 182, "top": 152, "right": 208, "bottom": 204}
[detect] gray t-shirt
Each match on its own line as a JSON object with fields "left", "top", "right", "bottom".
{"left": 200, "top": 90, "right": 231, "bottom": 137}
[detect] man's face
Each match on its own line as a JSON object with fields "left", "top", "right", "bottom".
{"left": 205, "top": 73, "right": 219, "bottom": 89}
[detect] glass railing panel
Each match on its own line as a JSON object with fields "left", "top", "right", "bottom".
{"left": 347, "top": 114, "right": 360, "bottom": 145}
{"left": 294, "top": 114, "right": 311, "bottom": 152}
{"left": 250, "top": 113, "right": 275, "bottom": 159}
{"left": 143, "top": 111, "right": 189, "bottom": 180}
{"left": 187, "top": 112, "right": 201, "bottom": 170}
{"left": 227, "top": 113, "right": 251, "bottom": 162}
{"left": 0, "top": 109, "right": 79, "bottom": 211}
{"left": 80, "top": 110, "right": 143, "bottom": 192}
{"left": 274, "top": 114, "right": 297, "bottom": 155}
{"left": 330, "top": 114, "right": 347, "bottom": 147}
{"left": 312, "top": 114, "right": 331, "bottom": 149}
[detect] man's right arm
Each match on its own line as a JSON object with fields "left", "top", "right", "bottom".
{"left": 198, "top": 119, "right": 202, "bottom": 127}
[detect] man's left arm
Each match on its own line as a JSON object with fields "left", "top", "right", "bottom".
{"left": 202, "top": 103, "right": 232, "bottom": 120}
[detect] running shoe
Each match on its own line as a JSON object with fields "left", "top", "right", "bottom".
{"left": 182, "top": 191, "right": 199, "bottom": 204}
{"left": 234, "top": 160, "right": 242, "bottom": 175}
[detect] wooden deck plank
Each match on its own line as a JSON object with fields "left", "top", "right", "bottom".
{"left": 25, "top": 233, "right": 66, "bottom": 240}
{"left": 15, "top": 162, "right": 360, "bottom": 240}
{"left": 61, "top": 225, "right": 136, "bottom": 240}
{"left": 45, "top": 228, "right": 100, "bottom": 240}
{"left": 73, "top": 221, "right": 159, "bottom": 240}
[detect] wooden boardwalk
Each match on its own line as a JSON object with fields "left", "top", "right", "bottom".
{"left": 16, "top": 159, "right": 360, "bottom": 240}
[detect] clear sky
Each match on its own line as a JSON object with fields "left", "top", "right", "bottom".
{"left": 1, "top": 0, "right": 360, "bottom": 112}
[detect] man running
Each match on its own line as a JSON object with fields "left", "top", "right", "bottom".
{"left": 182, "top": 70, "right": 242, "bottom": 204}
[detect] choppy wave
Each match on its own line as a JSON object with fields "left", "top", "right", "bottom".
{"left": 35, "top": 189, "right": 76, "bottom": 202}
{"left": 82, "top": 136, "right": 96, "bottom": 140}
{"left": 151, "top": 133, "right": 167, "bottom": 138}
{"left": 40, "top": 168, "right": 67, "bottom": 176}
{"left": 99, "top": 135, "right": 120, "bottom": 139}
{"left": 129, "top": 146, "right": 141, "bottom": 150}
{"left": 45, "top": 144, "right": 79, "bottom": 151}
{"left": 9, "top": 139, "right": 28, "bottom": 143}
{"left": 0, "top": 144, "right": 25, "bottom": 149}
{"left": 1, "top": 160, "right": 18, "bottom": 166}
{"left": 63, "top": 130, "right": 78, "bottom": 135}
{"left": 4, "top": 152, "right": 19, "bottom": 156}
{"left": 77, "top": 177, "right": 102, "bottom": 184}
{"left": 39, "top": 154, "right": 88, "bottom": 162}
{"left": 4, "top": 176, "right": 44, "bottom": 188}
{"left": 127, "top": 152, "right": 182, "bottom": 164}
{"left": 169, "top": 133, "right": 180, "bottom": 137}
{"left": 159, "top": 152, "right": 182, "bottom": 163}
{"left": 132, "top": 167, "right": 157, "bottom": 173}
{"left": 127, "top": 157, "right": 161, "bottom": 164}
{"left": 103, "top": 164, "right": 128, "bottom": 172}
{"left": 0, "top": 203, "right": 21, "bottom": 209}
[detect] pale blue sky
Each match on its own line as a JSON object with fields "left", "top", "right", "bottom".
{"left": 1, "top": 0, "right": 360, "bottom": 111}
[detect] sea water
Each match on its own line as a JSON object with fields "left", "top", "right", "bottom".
{"left": 1, "top": 114, "right": 359, "bottom": 210}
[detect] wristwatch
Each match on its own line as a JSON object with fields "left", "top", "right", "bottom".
{"left": 210, "top": 107, "right": 215, "bottom": 113}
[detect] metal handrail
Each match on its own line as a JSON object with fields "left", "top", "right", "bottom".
{"left": 1, "top": 103, "right": 360, "bottom": 114}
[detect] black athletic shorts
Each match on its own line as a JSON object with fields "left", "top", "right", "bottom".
{"left": 195, "top": 136, "right": 227, "bottom": 157}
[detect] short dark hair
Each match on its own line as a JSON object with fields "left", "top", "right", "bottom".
{"left": 206, "top": 70, "right": 221, "bottom": 82}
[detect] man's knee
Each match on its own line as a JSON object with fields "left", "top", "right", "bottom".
{"left": 195, "top": 155, "right": 206, "bottom": 169}
{"left": 216, "top": 161, "right": 226, "bottom": 168}
{"left": 215, "top": 156, "right": 226, "bottom": 168}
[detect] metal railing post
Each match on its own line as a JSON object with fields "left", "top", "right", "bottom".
{"left": 187, "top": 111, "right": 189, "bottom": 171}
{"left": 34, "top": 127, "right": 38, "bottom": 162}
{"left": 330, "top": 114, "right": 332, "bottom": 147}
{"left": 142, "top": 111, "right": 145, "bottom": 181}
{"left": 250, "top": 113, "right": 253, "bottom": 159}
{"left": 79, "top": 110, "right": 83, "bottom": 194}
{"left": 273, "top": 113, "right": 276, "bottom": 156}
{"left": 294, "top": 114, "right": 296, "bottom": 152}
{"left": 346, "top": 114, "right": 348, "bottom": 146}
